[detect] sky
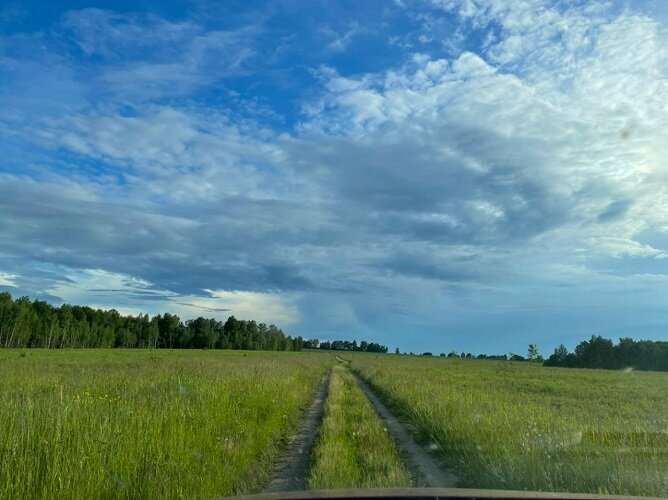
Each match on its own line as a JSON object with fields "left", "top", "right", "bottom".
{"left": 1, "top": 0, "right": 667, "bottom": 355}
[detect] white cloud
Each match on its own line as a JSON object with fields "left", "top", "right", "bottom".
{"left": 45, "top": 269, "right": 157, "bottom": 316}
{"left": 0, "top": 273, "right": 18, "bottom": 288}
{"left": 59, "top": 9, "right": 259, "bottom": 100}
{"left": 202, "top": 289, "right": 299, "bottom": 325}
{"left": 320, "top": 22, "right": 363, "bottom": 53}
{"left": 587, "top": 237, "right": 668, "bottom": 259}
{"left": 42, "top": 268, "right": 299, "bottom": 325}
{"left": 28, "top": 104, "right": 294, "bottom": 204}
{"left": 299, "top": 5, "right": 668, "bottom": 255}
{"left": 2, "top": 2, "right": 668, "bottom": 348}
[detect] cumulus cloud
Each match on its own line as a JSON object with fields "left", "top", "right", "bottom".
{"left": 294, "top": 5, "right": 668, "bottom": 264}
{"left": 1, "top": 1, "right": 667, "bottom": 350}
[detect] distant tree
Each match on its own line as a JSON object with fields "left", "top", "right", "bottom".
{"left": 555, "top": 343, "right": 569, "bottom": 360}
{"left": 316, "top": 338, "right": 387, "bottom": 353}
{"left": 395, "top": 347, "right": 400, "bottom": 354}
{"left": 541, "top": 335, "right": 668, "bottom": 372}
{"left": 187, "top": 317, "right": 212, "bottom": 349}
{"left": 157, "top": 313, "right": 181, "bottom": 348}
{"left": 615, "top": 337, "right": 636, "bottom": 368}
{"left": 304, "top": 338, "right": 320, "bottom": 349}
{"left": 527, "top": 344, "right": 540, "bottom": 361}
{"left": 148, "top": 316, "right": 160, "bottom": 349}
{"left": 575, "top": 335, "right": 614, "bottom": 368}
{"left": 423, "top": 352, "right": 433, "bottom": 356}
{"left": 545, "top": 344, "right": 569, "bottom": 366}
{"left": 0, "top": 292, "right": 300, "bottom": 352}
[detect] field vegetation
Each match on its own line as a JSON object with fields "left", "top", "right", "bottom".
{"left": 0, "top": 349, "right": 332, "bottom": 499}
{"left": 308, "top": 364, "right": 411, "bottom": 489}
{"left": 351, "top": 354, "right": 668, "bottom": 497}
{"left": 3, "top": 347, "right": 667, "bottom": 498}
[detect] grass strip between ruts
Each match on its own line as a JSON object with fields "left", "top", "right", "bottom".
{"left": 308, "top": 364, "right": 412, "bottom": 489}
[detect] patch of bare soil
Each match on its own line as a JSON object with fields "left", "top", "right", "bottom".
{"left": 351, "top": 372, "right": 459, "bottom": 488}
{"left": 264, "top": 369, "right": 332, "bottom": 492}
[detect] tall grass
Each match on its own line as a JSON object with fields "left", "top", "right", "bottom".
{"left": 308, "top": 364, "right": 411, "bottom": 489}
{"left": 351, "top": 354, "right": 668, "bottom": 497}
{"left": 0, "top": 349, "right": 332, "bottom": 499}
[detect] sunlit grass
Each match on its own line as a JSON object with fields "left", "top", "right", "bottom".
{"left": 350, "top": 354, "right": 668, "bottom": 497}
{"left": 0, "top": 349, "right": 332, "bottom": 499}
{"left": 6, "top": 349, "right": 666, "bottom": 497}
{"left": 308, "top": 364, "right": 411, "bottom": 489}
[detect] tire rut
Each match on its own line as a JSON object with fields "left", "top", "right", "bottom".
{"left": 264, "top": 369, "right": 331, "bottom": 492}
{"left": 351, "top": 371, "right": 459, "bottom": 488}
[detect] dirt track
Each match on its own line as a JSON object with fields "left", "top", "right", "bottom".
{"left": 351, "top": 372, "right": 459, "bottom": 488}
{"left": 265, "top": 362, "right": 457, "bottom": 491}
{"left": 264, "top": 369, "right": 331, "bottom": 492}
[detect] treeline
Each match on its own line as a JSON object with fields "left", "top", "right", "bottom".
{"left": 304, "top": 338, "right": 388, "bottom": 353}
{"left": 423, "top": 352, "right": 516, "bottom": 360}
{"left": 545, "top": 335, "right": 668, "bottom": 372}
{"left": 0, "top": 292, "right": 302, "bottom": 350}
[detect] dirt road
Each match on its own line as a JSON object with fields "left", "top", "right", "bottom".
{"left": 351, "top": 372, "right": 458, "bottom": 488}
{"left": 265, "top": 363, "right": 457, "bottom": 491}
{"left": 264, "top": 369, "right": 331, "bottom": 492}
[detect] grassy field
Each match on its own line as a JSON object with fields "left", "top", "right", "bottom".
{"left": 2, "top": 349, "right": 667, "bottom": 498}
{"left": 308, "top": 364, "right": 411, "bottom": 489}
{"left": 350, "top": 354, "right": 668, "bottom": 497}
{"left": 0, "top": 349, "right": 332, "bottom": 499}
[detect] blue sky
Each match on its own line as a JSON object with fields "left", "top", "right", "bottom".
{"left": 1, "top": 0, "right": 667, "bottom": 355}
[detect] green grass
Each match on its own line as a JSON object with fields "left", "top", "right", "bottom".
{"left": 350, "top": 354, "right": 668, "bottom": 497}
{"left": 0, "top": 349, "right": 332, "bottom": 499}
{"left": 4, "top": 349, "right": 667, "bottom": 498}
{"left": 308, "top": 364, "right": 411, "bottom": 489}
